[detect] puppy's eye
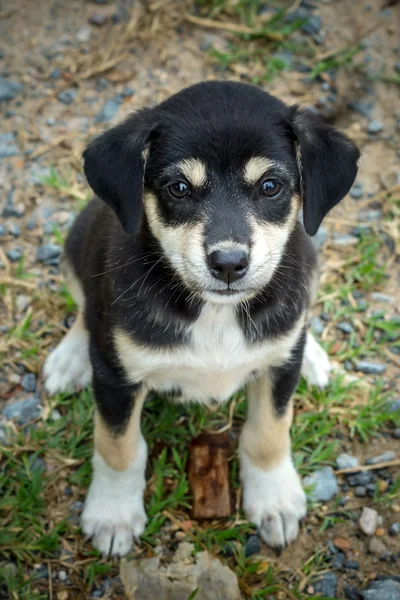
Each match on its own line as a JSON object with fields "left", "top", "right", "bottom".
{"left": 260, "top": 179, "right": 282, "bottom": 198}
{"left": 168, "top": 181, "right": 191, "bottom": 199}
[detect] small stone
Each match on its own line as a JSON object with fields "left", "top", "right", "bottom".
{"left": 361, "top": 579, "right": 400, "bottom": 600}
{"left": 0, "top": 76, "right": 23, "bottom": 102}
{"left": 70, "top": 501, "right": 84, "bottom": 512}
{"left": 94, "top": 95, "right": 122, "bottom": 123}
{"left": 304, "top": 467, "right": 338, "bottom": 502}
{"left": 336, "top": 454, "right": 360, "bottom": 470}
{"left": 76, "top": 26, "right": 92, "bottom": 43}
{"left": 348, "top": 100, "right": 373, "bottom": 117}
{"left": 355, "top": 486, "right": 367, "bottom": 497}
{"left": 313, "top": 572, "right": 337, "bottom": 597}
{"left": 359, "top": 507, "right": 378, "bottom": 535}
{"left": 0, "top": 132, "right": 19, "bottom": 157}
{"left": 369, "top": 537, "right": 387, "bottom": 555}
{"left": 332, "top": 234, "right": 359, "bottom": 247}
{"left": 366, "top": 451, "right": 395, "bottom": 465}
{"left": 16, "top": 294, "right": 30, "bottom": 312}
{"left": 57, "top": 88, "right": 77, "bottom": 105}
{"left": 36, "top": 243, "right": 62, "bottom": 265}
{"left": 46, "top": 117, "right": 56, "bottom": 127}
{"left": 7, "top": 222, "right": 21, "bottom": 237}
{"left": 337, "top": 321, "right": 353, "bottom": 334}
{"left": 223, "top": 543, "right": 235, "bottom": 557}
{"left": 52, "top": 409, "right": 62, "bottom": 421}
{"left": 302, "top": 15, "right": 321, "bottom": 35}
{"left": 344, "top": 559, "right": 359, "bottom": 570}
{"left": 244, "top": 535, "right": 261, "bottom": 557}
{"left": 393, "top": 429, "right": 400, "bottom": 439}
{"left": 121, "top": 86, "right": 135, "bottom": 98}
{"left": 387, "top": 399, "right": 400, "bottom": 413}
{"left": 358, "top": 209, "right": 382, "bottom": 222}
{"left": 7, "top": 247, "right": 23, "bottom": 262}
{"left": 2, "top": 189, "right": 24, "bottom": 218}
{"left": 348, "top": 471, "right": 373, "bottom": 486}
{"left": 2, "top": 395, "right": 41, "bottom": 425}
{"left": 350, "top": 182, "right": 363, "bottom": 199}
{"left": 89, "top": 13, "right": 107, "bottom": 26}
{"left": 389, "top": 522, "right": 400, "bottom": 536}
{"left": 344, "top": 586, "right": 360, "bottom": 600}
{"left": 59, "top": 571, "right": 67, "bottom": 581}
{"left": 311, "top": 315, "right": 324, "bottom": 336}
{"left": 49, "top": 67, "right": 62, "bottom": 79}
{"left": 21, "top": 373, "right": 36, "bottom": 392}
{"left": 332, "top": 552, "right": 345, "bottom": 569}
{"left": 333, "top": 537, "right": 351, "bottom": 553}
{"left": 355, "top": 361, "right": 386, "bottom": 375}
{"left": 371, "top": 293, "right": 395, "bottom": 303}
{"left": 368, "top": 120, "right": 383, "bottom": 134}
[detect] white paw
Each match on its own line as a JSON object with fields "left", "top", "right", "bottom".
{"left": 240, "top": 453, "right": 307, "bottom": 548}
{"left": 301, "top": 332, "right": 330, "bottom": 388}
{"left": 43, "top": 315, "right": 92, "bottom": 395}
{"left": 81, "top": 442, "right": 148, "bottom": 557}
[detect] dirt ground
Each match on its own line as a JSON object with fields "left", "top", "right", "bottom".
{"left": 0, "top": 1, "right": 399, "bottom": 599}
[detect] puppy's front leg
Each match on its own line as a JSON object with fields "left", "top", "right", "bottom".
{"left": 81, "top": 367, "right": 147, "bottom": 557}
{"left": 240, "top": 338, "right": 306, "bottom": 549}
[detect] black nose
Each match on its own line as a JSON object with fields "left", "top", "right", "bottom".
{"left": 207, "top": 249, "right": 249, "bottom": 283}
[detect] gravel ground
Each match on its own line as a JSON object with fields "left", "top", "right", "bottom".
{"left": 0, "top": 1, "right": 399, "bottom": 599}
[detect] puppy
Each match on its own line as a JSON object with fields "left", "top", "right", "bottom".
{"left": 43, "top": 81, "right": 359, "bottom": 556}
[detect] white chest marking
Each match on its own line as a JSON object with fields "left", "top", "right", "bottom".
{"left": 115, "top": 304, "right": 304, "bottom": 404}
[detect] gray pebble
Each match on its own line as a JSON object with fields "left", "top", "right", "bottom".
{"left": 121, "top": 86, "right": 135, "bottom": 98}
{"left": 368, "top": 120, "right": 383, "bottom": 134}
{"left": 332, "top": 552, "right": 345, "bottom": 569}
{"left": 7, "top": 247, "right": 23, "bottom": 262}
{"left": 348, "top": 100, "right": 373, "bottom": 117}
{"left": 345, "top": 586, "right": 360, "bottom": 600}
{"left": 244, "top": 535, "right": 261, "bottom": 557}
{"left": 0, "top": 132, "right": 19, "bottom": 158}
{"left": 302, "top": 15, "right": 321, "bottom": 35}
{"left": 332, "top": 234, "right": 358, "bottom": 247}
{"left": 52, "top": 409, "right": 62, "bottom": 421}
{"left": 393, "top": 428, "right": 400, "bottom": 439}
{"left": 361, "top": 580, "right": 400, "bottom": 600}
{"left": 0, "top": 224, "right": 5, "bottom": 236}
{"left": 350, "top": 182, "right": 363, "bottom": 199}
{"left": 355, "top": 361, "right": 386, "bottom": 375}
{"left": 337, "top": 321, "right": 353, "bottom": 334}
{"left": 355, "top": 486, "right": 367, "bottom": 497}
{"left": 89, "top": 13, "right": 107, "bottom": 26}
{"left": 344, "top": 560, "right": 359, "bottom": 570}
{"left": 348, "top": 471, "right": 373, "bottom": 486}
{"left": 58, "top": 88, "right": 77, "bottom": 105}
{"left": 389, "top": 522, "right": 400, "bottom": 536}
{"left": 0, "top": 76, "right": 24, "bottom": 102}
{"left": 58, "top": 571, "right": 67, "bottom": 581}
{"left": 337, "top": 454, "right": 360, "bottom": 470}
{"left": 311, "top": 315, "right": 324, "bottom": 336}
{"left": 70, "top": 500, "right": 84, "bottom": 512}
{"left": 21, "top": 373, "right": 36, "bottom": 392}
{"left": 8, "top": 222, "right": 21, "bottom": 237}
{"left": 358, "top": 209, "right": 382, "bottom": 222}
{"left": 46, "top": 117, "right": 56, "bottom": 126}
{"left": 95, "top": 77, "right": 108, "bottom": 91}
{"left": 2, "top": 395, "right": 41, "bottom": 424}
{"left": 366, "top": 451, "right": 395, "bottom": 465}
{"left": 2, "top": 189, "right": 24, "bottom": 218}
{"left": 313, "top": 572, "right": 337, "bottom": 597}
{"left": 370, "top": 292, "right": 395, "bottom": 303}
{"left": 95, "top": 95, "right": 122, "bottom": 123}
{"left": 369, "top": 537, "right": 387, "bottom": 555}
{"left": 36, "top": 243, "right": 62, "bottom": 264}
{"left": 304, "top": 467, "right": 338, "bottom": 502}
{"left": 49, "top": 68, "right": 62, "bottom": 80}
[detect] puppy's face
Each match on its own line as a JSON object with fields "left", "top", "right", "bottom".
{"left": 83, "top": 82, "right": 359, "bottom": 304}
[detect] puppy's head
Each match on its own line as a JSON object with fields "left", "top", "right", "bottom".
{"left": 83, "top": 81, "right": 359, "bottom": 304}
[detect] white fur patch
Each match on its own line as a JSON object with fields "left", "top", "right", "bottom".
{"left": 115, "top": 304, "right": 305, "bottom": 404}
{"left": 81, "top": 437, "right": 148, "bottom": 556}
{"left": 43, "top": 314, "right": 92, "bottom": 395}
{"left": 301, "top": 332, "right": 330, "bottom": 388}
{"left": 240, "top": 451, "right": 307, "bottom": 548}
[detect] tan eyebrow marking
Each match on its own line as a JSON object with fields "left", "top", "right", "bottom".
{"left": 177, "top": 158, "right": 207, "bottom": 188}
{"left": 243, "top": 156, "right": 274, "bottom": 185}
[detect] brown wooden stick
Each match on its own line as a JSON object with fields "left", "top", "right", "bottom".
{"left": 184, "top": 13, "right": 283, "bottom": 40}
{"left": 336, "top": 459, "right": 400, "bottom": 475}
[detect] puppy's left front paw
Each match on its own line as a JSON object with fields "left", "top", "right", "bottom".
{"left": 240, "top": 454, "right": 306, "bottom": 549}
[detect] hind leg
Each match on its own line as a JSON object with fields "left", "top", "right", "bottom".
{"left": 43, "top": 262, "right": 92, "bottom": 395}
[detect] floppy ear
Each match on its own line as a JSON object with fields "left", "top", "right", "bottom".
{"left": 291, "top": 106, "right": 360, "bottom": 236}
{"left": 82, "top": 109, "right": 156, "bottom": 235}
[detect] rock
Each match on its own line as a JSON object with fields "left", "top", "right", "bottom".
{"left": 348, "top": 471, "right": 372, "bottom": 487}
{"left": 57, "top": 88, "right": 77, "bottom": 105}
{"left": 16, "top": 294, "right": 30, "bottom": 312}
{"left": 345, "top": 586, "right": 361, "bottom": 600}
{"left": 368, "top": 120, "right": 383, "bottom": 134}
{"left": 7, "top": 247, "right": 23, "bottom": 262}
{"left": 2, "top": 395, "right": 42, "bottom": 425}
{"left": 371, "top": 293, "right": 395, "bottom": 303}
{"left": 95, "top": 95, "right": 122, "bottom": 123}
{"left": 311, "top": 315, "right": 324, "bottom": 335}
{"left": 348, "top": 100, "right": 373, "bottom": 117}
{"left": 361, "top": 580, "right": 400, "bottom": 600}
{"left": 46, "top": 117, "right": 56, "bottom": 127}
{"left": 304, "top": 467, "right": 338, "bottom": 502}
{"left": 389, "top": 522, "right": 400, "bottom": 536}
{"left": 333, "top": 537, "right": 351, "bottom": 553}
{"left": 7, "top": 222, "right": 20, "bottom": 237}
{"left": 89, "top": 13, "right": 107, "bottom": 26}
{"left": 313, "top": 572, "right": 337, "bottom": 597}
{"left": 76, "top": 27, "right": 92, "bottom": 43}
{"left": 312, "top": 224, "right": 328, "bottom": 249}
{"left": 52, "top": 409, "right": 62, "bottom": 421}
{"left": 70, "top": 501, "right": 84, "bottom": 513}
{"left": 350, "top": 182, "right": 363, "bottom": 199}
{"left": 0, "top": 132, "right": 19, "bottom": 158}
{"left": 355, "top": 486, "right": 367, "bottom": 497}
{"left": 49, "top": 67, "right": 62, "bottom": 79}
{"left": 2, "top": 189, "right": 24, "bottom": 218}
{"left": 393, "top": 429, "right": 400, "bottom": 439}
{"left": 21, "top": 373, "right": 36, "bottom": 392}
{"left": 121, "top": 86, "right": 135, "bottom": 98}
{"left": 355, "top": 361, "right": 386, "bottom": 375}
{"left": 366, "top": 451, "right": 395, "bottom": 465}
{"left": 337, "top": 321, "right": 353, "bottom": 334}
{"left": 302, "top": 15, "right": 321, "bottom": 35}
{"left": 59, "top": 571, "right": 67, "bottom": 581}
{"left": 336, "top": 454, "right": 360, "bottom": 470}
{"left": 332, "top": 552, "right": 345, "bottom": 569}
{"left": 244, "top": 535, "right": 261, "bottom": 557}
{"left": 332, "top": 234, "right": 359, "bottom": 247}
{"left": 120, "top": 543, "right": 241, "bottom": 600}
{"left": 36, "top": 243, "right": 62, "bottom": 265}
{"left": 344, "top": 560, "right": 359, "bottom": 570}
{"left": 0, "top": 76, "right": 23, "bottom": 101}
{"left": 359, "top": 507, "right": 378, "bottom": 535}
{"left": 387, "top": 399, "right": 400, "bottom": 413}
{"left": 368, "top": 537, "right": 387, "bottom": 555}
{"left": 358, "top": 209, "right": 382, "bottom": 222}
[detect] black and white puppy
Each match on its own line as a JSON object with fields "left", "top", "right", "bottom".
{"left": 43, "top": 81, "right": 359, "bottom": 556}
